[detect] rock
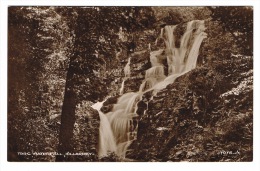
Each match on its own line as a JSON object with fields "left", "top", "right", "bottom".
{"left": 100, "top": 104, "right": 114, "bottom": 113}
{"left": 103, "top": 96, "right": 119, "bottom": 106}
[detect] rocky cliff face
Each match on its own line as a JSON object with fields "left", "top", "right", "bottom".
{"left": 93, "top": 22, "right": 253, "bottom": 162}
{"left": 127, "top": 56, "right": 253, "bottom": 161}
{"left": 124, "top": 50, "right": 151, "bottom": 92}
{"left": 99, "top": 52, "right": 252, "bottom": 162}
{"left": 100, "top": 29, "right": 158, "bottom": 97}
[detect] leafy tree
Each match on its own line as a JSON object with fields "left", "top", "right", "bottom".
{"left": 8, "top": 7, "right": 50, "bottom": 161}
{"left": 153, "top": 7, "right": 211, "bottom": 26}
{"left": 8, "top": 6, "right": 156, "bottom": 161}
{"left": 208, "top": 6, "right": 253, "bottom": 55}
{"left": 56, "top": 7, "right": 156, "bottom": 161}
{"left": 8, "top": 7, "right": 72, "bottom": 161}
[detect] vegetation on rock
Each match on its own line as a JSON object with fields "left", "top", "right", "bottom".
{"left": 8, "top": 6, "right": 253, "bottom": 162}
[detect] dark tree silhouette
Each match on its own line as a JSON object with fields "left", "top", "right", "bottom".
{"left": 56, "top": 7, "right": 156, "bottom": 161}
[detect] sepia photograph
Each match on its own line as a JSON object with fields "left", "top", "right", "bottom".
{"left": 7, "top": 6, "right": 253, "bottom": 163}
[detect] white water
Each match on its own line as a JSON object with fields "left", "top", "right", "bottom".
{"left": 120, "top": 57, "right": 131, "bottom": 95}
{"left": 95, "top": 20, "right": 207, "bottom": 158}
{"left": 92, "top": 101, "right": 117, "bottom": 157}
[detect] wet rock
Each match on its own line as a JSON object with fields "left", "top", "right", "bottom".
{"left": 100, "top": 104, "right": 114, "bottom": 113}
{"left": 103, "top": 96, "right": 119, "bottom": 106}
{"left": 100, "top": 96, "right": 119, "bottom": 113}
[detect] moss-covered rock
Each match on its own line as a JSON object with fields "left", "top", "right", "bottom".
{"left": 127, "top": 56, "right": 253, "bottom": 162}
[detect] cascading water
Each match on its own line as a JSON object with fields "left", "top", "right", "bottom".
{"left": 94, "top": 20, "right": 207, "bottom": 159}
{"left": 120, "top": 57, "right": 131, "bottom": 95}
{"left": 92, "top": 101, "right": 116, "bottom": 157}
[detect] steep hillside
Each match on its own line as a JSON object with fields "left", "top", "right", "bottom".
{"left": 99, "top": 20, "right": 253, "bottom": 162}
{"left": 8, "top": 7, "right": 253, "bottom": 162}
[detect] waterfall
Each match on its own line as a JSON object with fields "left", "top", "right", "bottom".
{"left": 92, "top": 101, "right": 117, "bottom": 157}
{"left": 95, "top": 20, "right": 207, "bottom": 159}
{"left": 120, "top": 57, "right": 131, "bottom": 95}
{"left": 106, "top": 92, "right": 140, "bottom": 157}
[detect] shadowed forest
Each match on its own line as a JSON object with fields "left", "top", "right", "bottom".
{"left": 8, "top": 6, "right": 253, "bottom": 162}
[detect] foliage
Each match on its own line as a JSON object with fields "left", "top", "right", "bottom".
{"left": 153, "top": 7, "right": 211, "bottom": 25}
{"left": 129, "top": 54, "right": 253, "bottom": 161}
{"left": 209, "top": 7, "right": 253, "bottom": 55}
{"left": 64, "top": 7, "right": 156, "bottom": 102}
{"left": 200, "top": 20, "right": 238, "bottom": 66}
{"left": 8, "top": 6, "right": 253, "bottom": 162}
{"left": 127, "top": 7, "right": 253, "bottom": 162}
{"left": 8, "top": 7, "right": 72, "bottom": 161}
{"left": 56, "top": 7, "right": 157, "bottom": 161}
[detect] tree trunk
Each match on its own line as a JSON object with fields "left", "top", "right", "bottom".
{"left": 56, "top": 61, "right": 76, "bottom": 161}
